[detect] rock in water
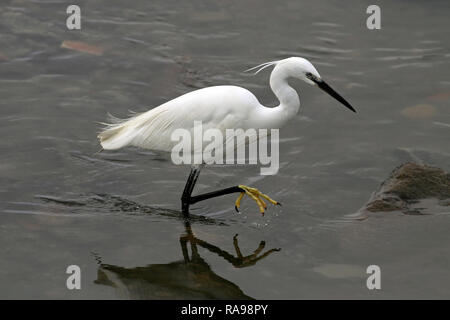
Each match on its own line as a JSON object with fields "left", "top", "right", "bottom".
{"left": 364, "top": 162, "right": 450, "bottom": 215}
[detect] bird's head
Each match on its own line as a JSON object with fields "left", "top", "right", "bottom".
{"left": 277, "top": 57, "right": 321, "bottom": 85}
{"left": 246, "top": 57, "right": 356, "bottom": 113}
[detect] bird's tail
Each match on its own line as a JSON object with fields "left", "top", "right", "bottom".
{"left": 97, "top": 113, "right": 141, "bottom": 150}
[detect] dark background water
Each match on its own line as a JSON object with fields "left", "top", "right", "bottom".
{"left": 1, "top": 0, "right": 449, "bottom": 299}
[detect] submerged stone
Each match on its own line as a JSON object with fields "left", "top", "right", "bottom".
{"left": 401, "top": 104, "right": 437, "bottom": 119}
{"left": 365, "top": 162, "right": 450, "bottom": 214}
{"left": 61, "top": 41, "right": 104, "bottom": 56}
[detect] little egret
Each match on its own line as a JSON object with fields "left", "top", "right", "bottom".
{"left": 98, "top": 57, "right": 356, "bottom": 216}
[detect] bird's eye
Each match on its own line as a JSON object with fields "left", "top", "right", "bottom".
{"left": 305, "top": 72, "right": 314, "bottom": 80}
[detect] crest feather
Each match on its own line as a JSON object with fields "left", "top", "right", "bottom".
{"left": 244, "top": 60, "right": 279, "bottom": 75}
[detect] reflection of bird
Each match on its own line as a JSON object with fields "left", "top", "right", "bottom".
{"left": 94, "top": 221, "right": 280, "bottom": 299}
{"left": 98, "top": 57, "right": 356, "bottom": 215}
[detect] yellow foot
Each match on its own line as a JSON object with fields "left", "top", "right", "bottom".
{"left": 234, "top": 185, "right": 281, "bottom": 215}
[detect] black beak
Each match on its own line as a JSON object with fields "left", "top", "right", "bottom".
{"left": 306, "top": 73, "right": 356, "bottom": 113}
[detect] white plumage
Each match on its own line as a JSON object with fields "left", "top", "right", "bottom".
{"left": 99, "top": 86, "right": 258, "bottom": 151}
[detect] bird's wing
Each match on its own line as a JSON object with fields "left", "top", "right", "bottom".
{"left": 98, "top": 103, "right": 182, "bottom": 151}
{"left": 98, "top": 86, "right": 256, "bottom": 152}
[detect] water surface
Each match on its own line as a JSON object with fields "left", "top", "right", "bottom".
{"left": 1, "top": 0, "right": 450, "bottom": 299}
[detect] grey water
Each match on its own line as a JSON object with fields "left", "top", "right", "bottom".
{"left": 1, "top": 0, "right": 450, "bottom": 299}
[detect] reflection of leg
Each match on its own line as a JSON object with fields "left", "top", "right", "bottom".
{"left": 181, "top": 219, "right": 281, "bottom": 268}
{"left": 197, "top": 233, "right": 281, "bottom": 268}
{"left": 250, "top": 248, "right": 281, "bottom": 264}
{"left": 233, "top": 234, "right": 266, "bottom": 260}
{"left": 232, "top": 235, "right": 281, "bottom": 267}
{"left": 190, "top": 239, "right": 199, "bottom": 257}
{"left": 252, "top": 241, "right": 266, "bottom": 257}
{"left": 194, "top": 238, "right": 237, "bottom": 264}
{"left": 180, "top": 219, "right": 196, "bottom": 261}
{"left": 233, "top": 234, "right": 243, "bottom": 258}
{"left": 232, "top": 234, "right": 273, "bottom": 265}
{"left": 180, "top": 238, "right": 190, "bottom": 262}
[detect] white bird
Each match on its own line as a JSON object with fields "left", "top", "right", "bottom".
{"left": 98, "top": 57, "right": 356, "bottom": 215}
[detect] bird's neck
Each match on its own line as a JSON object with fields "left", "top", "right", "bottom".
{"left": 270, "top": 67, "right": 300, "bottom": 120}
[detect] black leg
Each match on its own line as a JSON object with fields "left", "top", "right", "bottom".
{"left": 189, "top": 186, "right": 243, "bottom": 205}
{"left": 181, "top": 165, "right": 244, "bottom": 216}
{"left": 181, "top": 165, "right": 203, "bottom": 216}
